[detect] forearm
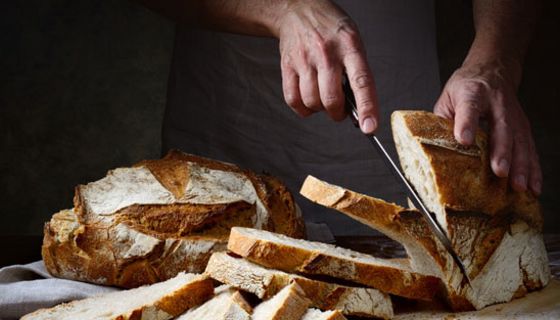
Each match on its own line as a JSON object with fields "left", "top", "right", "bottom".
{"left": 466, "top": 0, "right": 540, "bottom": 87}
{"left": 134, "top": 0, "right": 290, "bottom": 37}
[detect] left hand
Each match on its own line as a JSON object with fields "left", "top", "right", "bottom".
{"left": 434, "top": 60, "right": 542, "bottom": 195}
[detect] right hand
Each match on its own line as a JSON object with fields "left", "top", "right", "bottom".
{"left": 273, "top": 0, "right": 379, "bottom": 134}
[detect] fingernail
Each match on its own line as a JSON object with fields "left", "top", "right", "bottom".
{"left": 532, "top": 180, "right": 542, "bottom": 195}
{"left": 362, "top": 117, "right": 376, "bottom": 133}
{"left": 498, "top": 158, "right": 510, "bottom": 176}
{"left": 515, "top": 174, "right": 527, "bottom": 189}
{"left": 461, "top": 129, "right": 473, "bottom": 144}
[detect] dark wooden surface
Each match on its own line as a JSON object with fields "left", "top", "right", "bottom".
{"left": 2, "top": 234, "right": 560, "bottom": 279}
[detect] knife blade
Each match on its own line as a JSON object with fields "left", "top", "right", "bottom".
{"left": 342, "top": 79, "right": 472, "bottom": 285}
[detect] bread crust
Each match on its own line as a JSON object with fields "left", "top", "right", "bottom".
{"left": 205, "top": 252, "right": 394, "bottom": 318}
{"left": 300, "top": 171, "right": 550, "bottom": 310}
{"left": 391, "top": 110, "right": 542, "bottom": 230}
{"left": 228, "top": 227, "right": 442, "bottom": 301}
{"left": 43, "top": 150, "right": 304, "bottom": 288}
{"left": 21, "top": 273, "right": 214, "bottom": 320}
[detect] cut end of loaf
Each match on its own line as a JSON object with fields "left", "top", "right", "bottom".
{"left": 252, "top": 282, "right": 311, "bottom": 320}
{"left": 391, "top": 111, "right": 449, "bottom": 231}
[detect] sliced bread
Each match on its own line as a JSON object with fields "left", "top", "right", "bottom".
{"left": 252, "top": 282, "right": 311, "bottom": 320}
{"left": 176, "top": 285, "right": 251, "bottom": 320}
{"left": 391, "top": 110, "right": 542, "bottom": 231}
{"left": 302, "top": 308, "right": 347, "bottom": 320}
{"left": 227, "top": 227, "right": 441, "bottom": 300}
{"left": 205, "top": 252, "right": 393, "bottom": 318}
{"left": 299, "top": 110, "right": 551, "bottom": 311}
{"left": 21, "top": 272, "right": 213, "bottom": 320}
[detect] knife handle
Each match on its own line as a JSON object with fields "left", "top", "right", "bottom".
{"left": 342, "top": 77, "right": 361, "bottom": 129}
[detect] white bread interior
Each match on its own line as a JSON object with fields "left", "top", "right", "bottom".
{"left": 21, "top": 273, "right": 213, "bottom": 320}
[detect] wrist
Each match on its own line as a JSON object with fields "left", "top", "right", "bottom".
{"left": 462, "top": 37, "right": 523, "bottom": 89}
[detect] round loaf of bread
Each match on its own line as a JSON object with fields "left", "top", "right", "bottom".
{"left": 42, "top": 150, "right": 305, "bottom": 288}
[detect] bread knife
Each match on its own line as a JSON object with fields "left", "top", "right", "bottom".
{"left": 342, "top": 79, "right": 472, "bottom": 286}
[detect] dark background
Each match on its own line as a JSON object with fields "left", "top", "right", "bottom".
{"left": 1, "top": 0, "right": 559, "bottom": 236}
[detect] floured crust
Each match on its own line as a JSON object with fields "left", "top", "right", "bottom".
{"left": 43, "top": 150, "right": 305, "bottom": 288}
{"left": 227, "top": 227, "right": 442, "bottom": 301}
{"left": 42, "top": 209, "right": 227, "bottom": 288}
{"left": 391, "top": 110, "right": 542, "bottom": 230}
{"left": 300, "top": 173, "right": 550, "bottom": 310}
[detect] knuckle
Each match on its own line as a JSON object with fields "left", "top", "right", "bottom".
{"left": 352, "top": 73, "right": 373, "bottom": 89}
{"left": 357, "top": 98, "right": 375, "bottom": 111}
{"left": 322, "top": 94, "right": 342, "bottom": 109}
{"left": 284, "top": 94, "right": 300, "bottom": 108}
{"left": 302, "top": 96, "right": 322, "bottom": 110}
{"left": 461, "top": 80, "right": 488, "bottom": 96}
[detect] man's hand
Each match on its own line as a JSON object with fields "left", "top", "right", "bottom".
{"left": 274, "top": 1, "right": 379, "bottom": 133}
{"left": 434, "top": 60, "right": 541, "bottom": 195}
{"left": 434, "top": 0, "right": 541, "bottom": 195}
{"left": 136, "top": 0, "right": 379, "bottom": 134}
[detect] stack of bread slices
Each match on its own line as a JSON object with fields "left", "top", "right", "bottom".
{"left": 30, "top": 111, "right": 550, "bottom": 319}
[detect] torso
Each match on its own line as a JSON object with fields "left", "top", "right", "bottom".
{"left": 163, "top": 0, "right": 440, "bottom": 235}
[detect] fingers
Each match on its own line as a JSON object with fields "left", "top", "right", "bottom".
{"left": 343, "top": 51, "right": 379, "bottom": 134}
{"left": 299, "top": 67, "right": 323, "bottom": 112}
{"left": 281, "top": 65, "right": 313, "bottom": 117}
{"left": 433, "top": 92, "right": 454, "bottom": 119}
{"left": 488, "top": 104, "right": 513, "bottom": 178}
{"left": 317, "top": 63, "right": 345, "bottom": 121}
{"left": 453, "top": 101, "right": 480, "bottom": 145}
{"left": 509, "top": 131, "right": 530, "bottom": 192}
{"left": 508, "top": 103, "right": 542, "bottom": 194}
{"left": 528, "top": 139, "right": 543, "bottom": 195}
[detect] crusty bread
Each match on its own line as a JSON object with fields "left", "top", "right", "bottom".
{"left": 302, "top": 309, "right": 347, "bottom": 320}
{"left": 42, "top": 150, "right": 305, "bottom": 288}
{"left": 300, "top": 175, "right": 551, "bottom": 310}
{"left": 252, "top": 282, "right": 311, "bottom": 320}
{"left": 391, "top": 110, "right": 542, "bottom": 231}
{"left": 227, "top": 227, "right": 441, "bottom": 301}
{"left": 176, "top": 285, "right": 251, "bottom": 320}
{"left": 21, "top": 272, "right": 213, "bottom": 320}
{"left": 205, "top": 252, "right": 393, "bottom": 318}
{"left": 299, "top": 110, "right": 551, "bottom": 311}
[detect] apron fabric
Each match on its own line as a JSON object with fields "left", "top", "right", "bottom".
{"left": 163, "top": 0, "right": 441, "bottom": 235}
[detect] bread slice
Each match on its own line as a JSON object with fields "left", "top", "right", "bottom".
{"left": 42, "top": 150, "right": 305, "bottom": 288}
{"left": 252, "top": 282, "right": 311, "bottom": 320}
{"left": 227, "top": 227, "right": 441, "bottom": 300}
{"left": 302, "top": 309, "right": 347, "bottom": 320}
{"left": 21, "top": 272, "right": 213, "bottom": 320}
{"left": 391, "top": 110, "right": 542, "bottom": 231}
{"left": 300, "top": 175, "right": 551, "bottom": 310}
{"left": 205, "top": 252, "right": 393, "bottom": 318}
{"left": 176, "top": 285, "right": 251, "bottom": 320}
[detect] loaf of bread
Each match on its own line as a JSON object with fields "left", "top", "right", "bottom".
{"left": 21, "top": 272, "right": 214, "bottom": 320}
{"left": 42, "top": 150, "right": 305, "bottom": 288}
{"left": 299, "top": 110, "right": 550, "bottom": 311}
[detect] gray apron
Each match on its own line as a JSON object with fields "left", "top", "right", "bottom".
{"left": 163, "top": 0, "right": 441, "bottom": 235}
